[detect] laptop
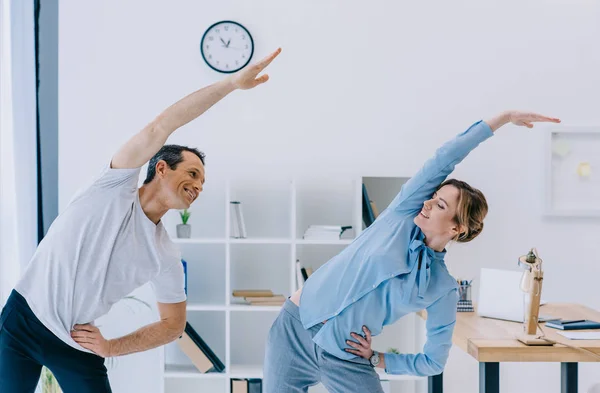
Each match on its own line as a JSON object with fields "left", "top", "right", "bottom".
{"left": 477, "top": 268, "right": 552, "bottom": 323}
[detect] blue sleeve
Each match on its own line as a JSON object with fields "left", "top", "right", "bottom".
{"left": 387, "top": 120, "right": 493, "bottom": 215}
{"left": 384, "top": 289, "right": 458, "bottom": 376}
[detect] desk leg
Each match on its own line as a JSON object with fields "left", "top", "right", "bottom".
{"left": 479, "top": 362, "right": 499, "bottom": 393}
{"left": 561, "top": 362, "right": 578, "bottom": 393}
{"left": 428, "top": 372, "right": 443, "bottom": 393}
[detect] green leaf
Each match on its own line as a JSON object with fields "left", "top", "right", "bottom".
{"left": 179, "top": 209, "right": 191, "bottom": 224}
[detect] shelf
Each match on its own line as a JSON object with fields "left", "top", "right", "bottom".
{"left": 185, "top": 304, "right": 284, "bottom": 312}
{"left": 186, "top": 304, "right": 226, "bottom": 311}
{"left": 164, "top": 364, "right": 227, "bottom": 379}
{"left": 229, "top": 238, "right": 292, "bottom": 244}
{"left": 229, "top": 304, "right": 283, "bottom": 312}
{"left": 172, "top": 238, "right": 227, "bottom": 244}
{"left": 296, "top": 239, "right": 353, "bottom": 245}
{"left": 163, "top": 365, "right": 426, "bottom": 381}
{"left": 228, "top": 365, "right": 264, "bottom": 379}
{"left": 161, "top": 176, "right": 424, "bottom": 392}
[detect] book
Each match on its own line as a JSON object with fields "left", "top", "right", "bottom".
{"left": 545, "top": 319, "right": 600, "bottom": 330}
{"left": 301, "top": 267, "right": 308, "bottom": 281}
{"left": 362, "top": 184, "right": 376, "bottom": 228}
{"left": 232, "top": 289, "right": 273, "bottom": 298}
{"left": 237, "top": 202, "right": 247, "bottom": 238}
{"left": 370, "top": 200, "right": 380, "bottom": 219}
{"left": 231, "top": 378, "right": 262, "bottom": 393}
{"left": 231, "top": 202, "right": 241, "bottom": 238}
{"left": 306, "top": 225, "right": 352, "bottom": 231}
{"left": 181, "top": 259, "right": 187, "bottom": 296}
{"left": 230, "top": 201, "right": 247, "bottom": 238}
{"left": 177, "top": 322, "right": 225, "bottom": 373}
{"left": 244, "top": 295, "right": 286, "bottom": 303}
{"left": 296, "top": 259, "right": 304, "bottom": 290}
{"left": 245, "top": 301, "right": 284, "bottom": 306}
{"left": 302, "top": 225, "right": 353, "bottom": 240}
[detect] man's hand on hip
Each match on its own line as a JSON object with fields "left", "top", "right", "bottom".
{"left": 71, "top": 323, "right": 112, "bottom": 358}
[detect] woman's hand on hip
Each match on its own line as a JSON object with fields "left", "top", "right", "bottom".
{"left": 345, "top": 325, "right": 374, "bottom": 359}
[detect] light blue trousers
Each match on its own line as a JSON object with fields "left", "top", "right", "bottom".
{"left": 263, "top": 299, "right": 384, "bottom": 393}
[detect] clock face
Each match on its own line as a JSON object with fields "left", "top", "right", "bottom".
{"left": 200, "top": 21, "right": 254, "bottom": 73}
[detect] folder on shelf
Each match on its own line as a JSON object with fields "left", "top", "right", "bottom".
{"left": 231, "top": 378, "right": 262, "bottom": 393}
{"left": 177, "top": 322, "right": 225, "bottom": 373}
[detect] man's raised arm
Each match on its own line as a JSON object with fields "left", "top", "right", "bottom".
{"left": 110, "top": 48, "right": 282, "bottom": 169}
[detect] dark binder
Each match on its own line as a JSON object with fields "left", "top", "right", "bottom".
{"left": 231, "top": 378, "right": 262, "bottom": 393}
{"left": 178, "top": 322, "right": 225, "bottom": 373}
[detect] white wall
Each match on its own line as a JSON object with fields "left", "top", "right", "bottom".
{"left": 59, "top": 1, "right": 600, "bottom": 392}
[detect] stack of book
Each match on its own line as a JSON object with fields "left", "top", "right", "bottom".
{"left": 177, "top": 322, "right": 225, "bottom": 373}
{"left": 232, "top": 289, "right": 286, "bottom": 306}
{"left": 302, "top": 225, "right": 354, "bottom": 241}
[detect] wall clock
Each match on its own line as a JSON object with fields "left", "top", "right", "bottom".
{"left": 200, "top": 21, "right": 254, "bottom": 73}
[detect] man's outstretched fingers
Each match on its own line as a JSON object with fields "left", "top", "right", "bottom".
{"left": 256, "top": 48, "right": 282, "bottom": 71}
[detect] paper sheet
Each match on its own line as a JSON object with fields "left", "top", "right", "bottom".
{"left": 557, "top": 331, "right": 600, "bottom": 340}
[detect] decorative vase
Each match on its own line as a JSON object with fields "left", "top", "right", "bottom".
{"left": 176, "top": 224, "right": 191, "bottom": 238}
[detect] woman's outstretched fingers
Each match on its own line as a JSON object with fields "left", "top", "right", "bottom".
{"left": 535, "top": 114, "right": 561, "bottom": 123}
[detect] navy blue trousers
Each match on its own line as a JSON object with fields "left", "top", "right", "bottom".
{"left": 0, "top": 290, "right": 111, "bottom": 393}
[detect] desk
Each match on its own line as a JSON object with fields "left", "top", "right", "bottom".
{"left": 418, "top": 303, "right": 600, "bottom": 393}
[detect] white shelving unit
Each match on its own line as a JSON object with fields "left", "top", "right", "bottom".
{"left": 159, "top": 176, "right": 424, "bottom": 393}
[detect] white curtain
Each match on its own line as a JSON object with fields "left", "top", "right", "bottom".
{"left": 0, "top": 0, "right": 38, "bottom": 306}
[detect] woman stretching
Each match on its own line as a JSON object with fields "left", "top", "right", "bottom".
{"left": 263, "top": 110, "right": 560, "bottom": 393}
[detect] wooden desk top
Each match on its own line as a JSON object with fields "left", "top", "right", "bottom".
{"left": 418, "top": 303, "right": 600, "bottom": 362}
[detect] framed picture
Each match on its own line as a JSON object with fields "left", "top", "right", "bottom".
{"left": 545, "top": 126, "right": 600, "bottom": 217}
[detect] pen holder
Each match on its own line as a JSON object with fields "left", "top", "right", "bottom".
{"left": 457, "top": 281, "right": 474, "bottom": 312}
{"left": 458, "top": 283, "right": 471, "bottom": 302}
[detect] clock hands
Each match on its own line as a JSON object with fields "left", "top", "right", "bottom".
{"left": 220, "top": 37, "right": 234, "bottom": 49}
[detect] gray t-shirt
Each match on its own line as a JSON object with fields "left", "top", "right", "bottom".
{"left": 15, "top": 163, "right": 186, "bottom": 352}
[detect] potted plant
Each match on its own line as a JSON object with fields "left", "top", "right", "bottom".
{"left": 177, "top": 209, "right": 191, "bottom": 238}
{"left": 41, "top": 366, "right": 62, "bottom": 393}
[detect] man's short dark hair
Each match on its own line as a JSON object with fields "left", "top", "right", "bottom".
{"left": 143, "top": 145, "right": 205, "bottom": 184}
